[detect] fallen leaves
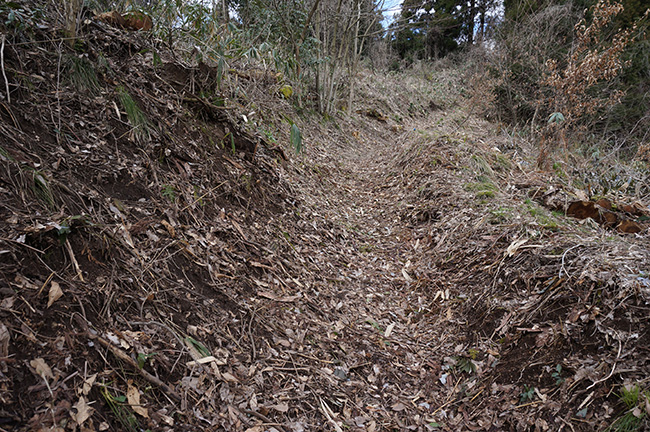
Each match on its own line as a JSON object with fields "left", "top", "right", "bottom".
{"left": 30, "top": 358, "right": 54, "bottom": 381}
{"left": 70, "top": 396, "right": 94, "bottom": 426}
{"left": 47, "top": 281, "right": 63, "bottom": 308}
{"left": 127, "top": 381, "right": 149, "bottom": 418}
{"left": 566, "top": 200, "right": 646, "bottom": 233}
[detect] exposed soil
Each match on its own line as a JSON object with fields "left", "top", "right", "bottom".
{"left": 1, "top": 3, "right": 650, "bottom": 432}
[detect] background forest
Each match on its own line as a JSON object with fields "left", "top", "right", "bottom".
{"left": 60, "top": 0, "right": 650, "bottom": 164}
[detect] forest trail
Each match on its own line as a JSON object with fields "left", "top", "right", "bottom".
{"left": 1, "top": 15, "right": 649, "bottom": 431}
{"left": 260, "top": 114, "right": 480, "bottom": 430}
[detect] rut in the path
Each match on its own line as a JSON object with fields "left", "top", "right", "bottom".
{"left": 265, "top": 121, "right": 463, "bottom": 429}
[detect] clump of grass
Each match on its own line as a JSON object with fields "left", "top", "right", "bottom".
{"left": 524, "top": 199, "right": 559, "bottom": 230}
{"left": 494, "top": 153, "right": 513, "bottom": 171}
{"left": 100, "top": 384, "right": 140, "bottom": 432}
{"left": 161, "top": 184, "right": 176, "bottom": 202}
{"left": 117, "top": 86, "right": 151, "bottom": 143}
{"left": 489, "top": 206, "right": 512, "bottom": 224}
{"left": 470, "top": 154, "right": 495, "bottom": 177}
{"left": 32, "top": 170, "right": 56, "bottom": 210}
{"left": 606, "top": 384, "right": 649, "bottom": 432}
{"left": 464, "top": 180, "right": 497, "bottom": 198}
{"left": 65, "top": 55, "right": 99, "bottom": 93}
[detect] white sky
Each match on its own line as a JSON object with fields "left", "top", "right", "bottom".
{"left": 381, "top": 0, "right": 403, "bottom": 27}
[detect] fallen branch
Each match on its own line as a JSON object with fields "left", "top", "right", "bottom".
{"left": 74, "top": 315, "right": 181, "bottom": 402}
{"left": 242, "top": 409, "right": 288, "bottom": 432}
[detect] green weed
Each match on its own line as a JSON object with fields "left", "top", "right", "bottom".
{"left": 136, "top": 352, "right": 156, "bottom": 370}
{"left": 552, "top": 161, "right": 567, "bottom": 179}
{"left": 366, "top": 319, "right": 383, "bottom": 333}
{"left": 32, "top": 171, "right": 56, "bottom": 209}
{"left": 100, "top": 384, "right": 140, "bottom": 432}
{"left": 551, "top": 364, "right": 564, "bottom": 385}
{"left": 606, "top": 384, "right": 649, "bottom": 432}
{"left": 65, "top": 56, "right": 99, "bottom": 93}
{"left": 520, "top": 384, "right": 536, "bottom": 403}
{"left": 489, "top": 207, "right": 511, "bottom": 224}
{"left": 290, "top": 123, "right": 303, "bottom": 154}
{"left": 494, "top": 153, "right": 513, "bottom": 171}
{"left": 221, "top": 132, "right": 236, "bottom": 155}
{"left": 259, "top": 126, "right": 278, "bottom": 144}
{"left": 464, "top": 180, "right": 497, "bottom": 198}
{"left": 525, "top": 201, "right": 560, "bottom": 230}
{"left": 117, "top": 86, "right": 151, "bottom": 143}
{"left": 161, "top": 184, "right": 176, "bottom": 202}
{"left": 454, "top": 356, "right": 477, "bottom": 374}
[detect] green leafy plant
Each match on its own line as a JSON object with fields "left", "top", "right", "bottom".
{"left": 185, "top": 336, "right": 210, "bottom": 357}
{"left": 57, "top": 222, "right": 71, "bottom": 245}
{"left": 216, "top": 56, "right": 225, "bottom": 90}
{"left": 1, "top": 2, "right": 42, "bottom": 32}
{"left": 259, "top": 126, "right": 277, "bottom": 144}
{"left": 551, "top": 364, "right": 564, "bottom": 385}
{"left": 454, "top": 356, "right": 477, "bottom": 374}
{"left": 137, "top": 352, "right": 156, "bottom": 370}
{"left": 161, "top": 184, "right": 176, "bottom": 202}
{"left": 520, "top": 384, "right": 536, "bottom": 403}
{"left": 547, "top": 112, "right": 565, "bottom": 125}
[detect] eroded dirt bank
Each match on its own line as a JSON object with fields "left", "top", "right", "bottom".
{"left": 1, "top": 6, "right": 650, "bottom": 431}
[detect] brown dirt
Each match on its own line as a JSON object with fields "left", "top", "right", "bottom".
{"left": 1, "top": 2, "right": 650, "bottom": 432}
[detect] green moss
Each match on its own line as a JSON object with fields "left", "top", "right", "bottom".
{"left": 279, "top": 84, "right": 293, "bottom": 98}
{"left": 464, "top": 181, "right": 498, "bottom": 199}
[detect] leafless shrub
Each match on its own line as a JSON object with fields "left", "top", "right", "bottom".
{"left": 490, "top": 2, "right": 577, "bottom": 126}
{"left": 543, "top": 0, "right": 638, "bottom": 127}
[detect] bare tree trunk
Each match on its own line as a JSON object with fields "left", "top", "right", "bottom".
{"left": 64, "top": 0, "right": 83, "bottom": 47}
{"left": 468, "top": 0, "right": 476, "bottom": 45}
{"left": 316, "top": 3, "right": 323, "bottom": 112}
{"left": 348, "top": 2, "right": 361, "bottom": 117}
{"left": 222, "top": 0, "right": 229, "bottom": 24}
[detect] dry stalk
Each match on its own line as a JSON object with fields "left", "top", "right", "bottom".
{"left": 1, "top": 35, "right": 9, "bottom": 103}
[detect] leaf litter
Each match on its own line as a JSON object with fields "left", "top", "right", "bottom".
{"left": 0, "top": 2, "right": 649, "bottom": 431}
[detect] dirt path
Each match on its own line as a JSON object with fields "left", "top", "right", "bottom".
{"left": 255, "top": 120, "right": 466, "bottom": 430}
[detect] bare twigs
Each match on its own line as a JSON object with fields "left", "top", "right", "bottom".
{"left": 1, "top": 35, "right": 10, "bottom": 103}
{"left": 559, "top": 243, "right": 583, "bottom": 279}
{"left": 585, "top": 336, "right": 624, "bottom": 391}
{"left": 74, "top": 315, "right": 181, "bottom": 402}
